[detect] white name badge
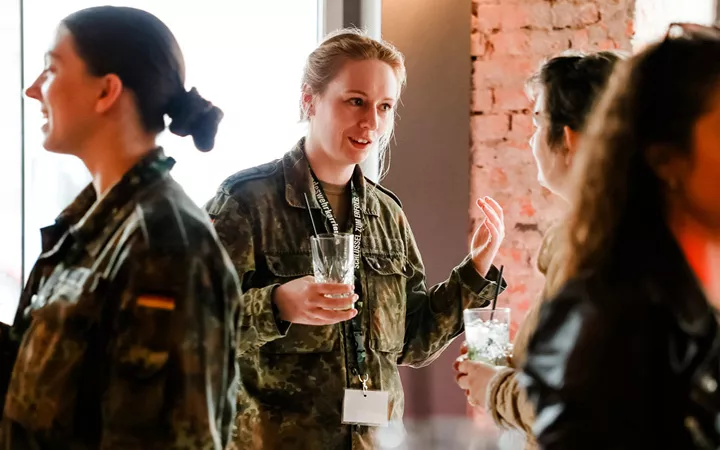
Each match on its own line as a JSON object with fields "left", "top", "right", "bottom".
{"left": 342, "top": 389, "right": 390, "bottom": 427}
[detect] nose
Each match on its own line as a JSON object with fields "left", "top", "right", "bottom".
{"left": 360, "top": 108, "right": 379, "bottom": 131}
{"left": 25, "top": 73, "right": 44, "bottom": 101}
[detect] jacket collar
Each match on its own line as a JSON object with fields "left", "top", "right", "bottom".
{"left": 282, "top": 137, "right": 380, "bottom": 217}
{"left": 39, "top": 148, "right": 174, "bottom": 259}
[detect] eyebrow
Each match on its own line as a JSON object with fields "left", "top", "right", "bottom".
{"left": 44, "top": 51, "right": 61, "bottom": 63}
{"left": 346, "top": 90, "right": 395, "bottom": 102}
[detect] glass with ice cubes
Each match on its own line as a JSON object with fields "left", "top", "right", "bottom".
{"left": 463, "top": 308, "right": 512, "bottom": 366}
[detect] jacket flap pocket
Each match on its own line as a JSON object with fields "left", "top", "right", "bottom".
{"left": 262, "top": 324, "right": 337, "bottom": 354}
{"left": 363, "top": 255, "right": 410, "bottom": 278}
{"left": 266, "top": 254, "right": 313, "bottom": 278}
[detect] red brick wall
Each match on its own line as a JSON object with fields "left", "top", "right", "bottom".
{"left": 469, "top": 0, "right": 635, "bottom": 335}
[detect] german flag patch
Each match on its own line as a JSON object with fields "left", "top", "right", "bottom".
{"left": 136, "top": 295, "right": 176, "bottom": 311}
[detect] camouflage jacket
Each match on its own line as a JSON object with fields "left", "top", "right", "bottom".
{"left": 0, "top": 149, "right": 240, "bottom": 450}
{"left": 205, "top": 140, "right": 506, "bottom": 450}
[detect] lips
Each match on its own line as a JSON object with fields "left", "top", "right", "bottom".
{"left": 350, "top": 137, "right": 371, "bottom": 145}
{"left": 40, "top": 109, "right": 49, "bottom": 131}
{"left": 348, "top": 136, "right": 373, "bottom": 150}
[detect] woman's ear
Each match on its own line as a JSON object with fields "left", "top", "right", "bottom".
{"left": 562, "top": 126, "right": 581, "bottom": 165}
{"left": 301, "top": 83, "right": 315, "bottom": 118}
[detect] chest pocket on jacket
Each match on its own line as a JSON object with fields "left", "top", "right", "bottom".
{"left": 4, "top": 266, "right": 104, "bottom": 435}
{"left": 364, "top": 247, "right": 410, "bottom": 354}
{"left": 261, "top": 254, "right": 338, "bottom": 354}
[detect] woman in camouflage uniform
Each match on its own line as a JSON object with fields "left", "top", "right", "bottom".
{"left": 0, "top": 7, "right": 239, "bottom": 449}
{"left": 206, "top": 29, "right": 507, "bottom": 449}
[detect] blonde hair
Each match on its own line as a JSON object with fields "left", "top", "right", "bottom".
{"left": 300, "top": 28, "right": 406, "bottom": 180}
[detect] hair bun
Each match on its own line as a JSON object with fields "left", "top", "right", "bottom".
{"left": 167, "top": 87, "right": 224, "bottom": 152}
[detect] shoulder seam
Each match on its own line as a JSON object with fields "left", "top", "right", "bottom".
{"left": 365, "top": 177, "right": 402, "bottom": 208}
{"left": 220, "top": 159, "right": 281, "bottom": 194}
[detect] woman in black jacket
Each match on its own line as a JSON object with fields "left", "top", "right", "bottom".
{"left": 520, "top": 23, "right": 720, "bottom": 449}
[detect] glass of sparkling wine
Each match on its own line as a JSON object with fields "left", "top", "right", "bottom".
{"left": 463, "top": 308, "right": 512, "bottom": 366}
{"left": 310, "top": 233, "right": 355, "bottom": 310}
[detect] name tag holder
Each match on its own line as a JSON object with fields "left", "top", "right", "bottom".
{"left": 342, "top": 375, "right": 389, "bottom": 427}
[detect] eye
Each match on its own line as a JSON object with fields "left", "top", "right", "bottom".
{"left": 380, "top": 103, "right": 393, "bottom": 111}
{"left": 348, "top": 98, "right": 363, "bottom": 106}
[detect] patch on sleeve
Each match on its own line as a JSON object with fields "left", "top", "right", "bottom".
{"left": 136, "top": 295, "right": 176, "bottom": 311}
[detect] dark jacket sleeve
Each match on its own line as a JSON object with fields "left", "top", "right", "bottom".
{"left": 519, "top": 278, "right": 672, "bottom": 450}
{"left": 0, "top": 323, "right": 17, "bottom": 416}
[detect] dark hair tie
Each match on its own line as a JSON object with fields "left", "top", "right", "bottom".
{"left": 167, "top": 87, "right": 224, "bottom": 152}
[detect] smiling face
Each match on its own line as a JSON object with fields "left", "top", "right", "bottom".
{"left": 304, "top": 58, "right": 399, "bottom": 168}
{"left": 25, "top": 25, "right": 104, "bottom": 155}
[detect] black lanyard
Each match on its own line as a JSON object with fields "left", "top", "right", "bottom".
{"left": 309, "top": 168, "right": 367, "bottom": 379}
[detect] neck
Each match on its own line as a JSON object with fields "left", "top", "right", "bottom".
{"left": 553, "top": 176, "right": 572, "bottom": 203}
{"left": 669, "top": 201, "right": 720, "bottom": 310}
{"left": 78, "top": 130, "right": 157, "bottom": 197}
{"left": 304, "top": 136, "right": 354, "bottom": 186}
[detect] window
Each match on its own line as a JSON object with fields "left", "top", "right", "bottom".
{"left": 633, "top": 0, "right": 717, "bottom": 48}
{"left": 1, "top": 1, "right": 319, "bottom": 322}
{"left": 0, "top": 0, "right": 22, "bottom": 324}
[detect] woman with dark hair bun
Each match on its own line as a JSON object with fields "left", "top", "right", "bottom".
{"left": 0, "top": 6, "right": 240, "bottom": 449}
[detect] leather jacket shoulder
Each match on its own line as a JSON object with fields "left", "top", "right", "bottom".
{"left": 520, "top": 260, "right": 719, "bottom": 449}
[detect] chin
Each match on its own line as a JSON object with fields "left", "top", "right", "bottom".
{"left": 343, "top": 144, "right": 375, "bottom": 165}
{"left": 42, "top": 136, "right": 71, "bottom": 155}
{"left": 42, "top": 137, "right": 57, "bottom": 152}
{"left": 42, "top": 138, "right": 61, "bottom": 153}
{"left": 350, "top": 151, "right": 371, "bottom": 166}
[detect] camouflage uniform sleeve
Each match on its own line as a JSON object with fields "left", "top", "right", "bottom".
{"left": 0, "top": 265, "right": 44, "bottom": 417}
{"left": 205, "top": 192, "right": 290, "bottom": 355}
{"left": 99, "top": 244, "right": 238, "bottom": 450}
{"left": 399, "top": 217, "right": 507, "bottom": 368}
